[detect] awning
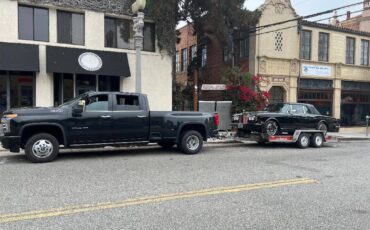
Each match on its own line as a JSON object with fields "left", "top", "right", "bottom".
{"left": 46, "top": 46, "right": 131, "bottom": 77}
{"left": 0, "top": 42, "right": 39, "bottom": 72}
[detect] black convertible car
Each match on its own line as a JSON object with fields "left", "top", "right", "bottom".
{"left": 234, "top": 103, "right": 340, "bottom": 139}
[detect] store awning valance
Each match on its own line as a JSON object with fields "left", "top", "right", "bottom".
{"left": 46, "top": 46, "right": 131, "bottom": 77}
{"left": 0, "top": 42, "right": 39, "bottom": 72}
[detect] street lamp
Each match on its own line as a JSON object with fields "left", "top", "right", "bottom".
{"left": 132, "top": 0, "right": 146, "bottom": 93}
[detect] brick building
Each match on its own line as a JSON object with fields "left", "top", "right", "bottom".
{"left": 341, "top": 1, "right": 370, "bottom": 32}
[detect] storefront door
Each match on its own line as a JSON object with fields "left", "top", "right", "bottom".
{"left": 0, "top": 72, "right": 7, "bottom": 114}
{"left": 76, "top": 74, "right": 96, "bottom": 95}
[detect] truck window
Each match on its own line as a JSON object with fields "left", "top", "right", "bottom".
{"left": 85, "top": 94, "right": 109, "bottom": 112}
{"left": 115, "top": 95, "right": 141, "bottom": 111}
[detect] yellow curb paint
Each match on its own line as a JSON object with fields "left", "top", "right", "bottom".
{"left": 0, "top": 178, "right": 318, "bottom": 224}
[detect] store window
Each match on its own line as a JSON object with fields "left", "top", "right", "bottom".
{"left": 300, "top": 30, "right": 312, "bottom": 60}
{"left": 18, "top": 5, "right": 49, "bottom": 41}
{"left": 57, "top": 11, "right": 84, "bottom": 45}
{"left": 318, "top": 32, "right": 329, "bottom": 62}
{"left": 346, "top": 37, "right": 356, "bottom": 65}
{"left": 99, "top": 76, "right": 120, "bottom": 92}
{"left": 298, "top": 79, "right": 333, "bottom": 116}
{"left": 341, "top": 81, "right": 370, "bottom": 126}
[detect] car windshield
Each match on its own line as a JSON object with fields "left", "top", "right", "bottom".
{"left": 58, "top": 93, "right": 89, "bottom": 107}
{"left": 264, "top": 104, "right": 290, "bottom": 113}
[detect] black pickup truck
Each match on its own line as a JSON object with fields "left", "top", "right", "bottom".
{"left": 0, "top": 92, "right": 219, "bottom": 163}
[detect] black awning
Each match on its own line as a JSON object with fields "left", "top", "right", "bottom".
{"left": 46, "top": 46, "right": 131, "bottom": 77}
{"left": 0, "top": 42, "right": 39, "bottom": 72}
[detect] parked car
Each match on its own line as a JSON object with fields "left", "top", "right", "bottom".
{"left": 0, "top": 92, "right": 219, "bottom": 163}
{"left": 233, "top": 103, "right": 340, "bottom": 142}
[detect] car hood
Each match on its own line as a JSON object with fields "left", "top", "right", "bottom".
{"left": 3, "top": 107, "right": 66, "bottom": 116}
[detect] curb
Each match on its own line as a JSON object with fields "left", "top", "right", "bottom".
{"left": 337, "top": 137, "right": 370, "bottom": 142}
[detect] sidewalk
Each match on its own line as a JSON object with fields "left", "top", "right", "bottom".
{"left": 333, "top": 132, "right": 370, "bottom": 141}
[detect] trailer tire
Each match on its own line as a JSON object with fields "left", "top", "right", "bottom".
{"left": 311, "top": 133, "right": 324, "bottom": 148}
{"left": 297, "top": 133, "right": 310, "bottom": 149}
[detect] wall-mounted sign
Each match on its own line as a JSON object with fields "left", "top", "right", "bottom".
{"left": 272, "top": 77, "right": 286, "bottom": 82}
{"left": 78, "top": 52, "right": 103, "bottom": 71}
{"left": 201, "top": 84, "right": 227, "bottom": 91}
{"left": 302, "top": 64, "right": 332, "bottom": 77}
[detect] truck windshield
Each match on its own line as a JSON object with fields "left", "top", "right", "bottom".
{"left": 59, "top": 93, "right": 89, "bottom": 107}
{"left": 264, "top": 104, "right": 290, "bottom": 113}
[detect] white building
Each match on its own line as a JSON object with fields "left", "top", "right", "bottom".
{"left": 0, "top": 0, "right": 172, "bottom": 113}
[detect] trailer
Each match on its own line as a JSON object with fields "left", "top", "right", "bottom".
{"left": 236, "top": 130, "right": 337, "bottom": 149}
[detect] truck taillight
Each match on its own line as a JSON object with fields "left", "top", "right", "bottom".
{"left": 214, "top": 113, "right": 220, "bottom": 127}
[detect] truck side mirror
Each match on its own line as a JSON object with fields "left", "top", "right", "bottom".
{"left": 72, "top": 100, "right": 86, "bottom": 115}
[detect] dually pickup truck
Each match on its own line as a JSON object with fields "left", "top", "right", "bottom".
{"left": 0, "top": 92, "right": 219, "bottom": 163}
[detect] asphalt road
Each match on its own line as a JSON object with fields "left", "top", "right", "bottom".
{"left": 0, "top": 141, "right": 370, "bottom": 230}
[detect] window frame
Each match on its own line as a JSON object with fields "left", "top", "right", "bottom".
{"left": 57, "top": 10, "right": 85, "bottom": 45}
{"left": 201, "top": 45, "right": 207, "bottom": 68}
{"left": 239, "top": 38, "right": 249, "bottom": 58}
{"left": 346, "top": 37, "right": 356, "bottom": 65}
{"left": 18, "top": 5, "right": 49, "bottom": 42}
{"left": 181, "top": 48, "right": 188, "bottom": 72}
{"left": 300, "top": 30, "right": 312, "bottom": 60}
{"left": 318, "top": 32, "right": 329, "bottom": 62}
{"left": 361, "top": 39, "right": 369, "bottom": 66}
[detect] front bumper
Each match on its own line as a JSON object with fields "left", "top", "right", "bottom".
{"left": 0, "top": 136, "right": 21, "bottom": 152}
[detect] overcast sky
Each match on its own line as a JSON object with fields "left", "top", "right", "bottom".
{"left": 177, "top": 0, "right": 363, "bottom": 28}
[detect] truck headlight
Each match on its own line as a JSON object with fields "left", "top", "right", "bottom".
{"left": 1, "top": 114, "right": 17, "bottom": 133}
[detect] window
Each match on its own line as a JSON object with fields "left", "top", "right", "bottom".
{"left": 181, "top": 48, "right": 188, "bottom": 72}
{"left": 175, "top": 52, "right": 180, "bottom": 73}
{"left": 105, "top": 18, "right": 155, "bottom": 52}
{"left": 223, "top": 48, "right": 230, "bottom": 62}
{"left": 143, "top": 23, "right": 155, "bottom": 52}
{"left": 240, "top": 38, "right": 249, "bottom": 58}
{"left": 115, "top": 95, "right": 140, "bottom": 111}
{"left": 57, "top": 11, "right": 84, "bottom": 45}
{"left": 274, "top": 32, "right": 283, "bottom": 52}
{"left": 346, "top": 37, "right": 356, "bottom": 64}
{"left": 318, "top": 32, "right": 329, "bottom": 62}
{"left": 300, "top": 30, "right": 312, "bottom": 60}
{"left": 361, "top": 40, "right": 369, "bottom": 66}
{"left": 19, "top": 5, "right": 49, "bottom": 41}
{"left": 291, "top": 105, "right": 308, "bottom": 114}
{"left": 201, "top": 45, "right": 207, "bottom": 67}
{"left": 85, "top": 94, "right": 109, "bottom": 112}
{"left": 190, "top": 45, "right": 197, "bottom": 61}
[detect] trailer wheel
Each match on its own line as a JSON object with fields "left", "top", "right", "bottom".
{"left": 297, "top": 133, "right": 310, "bottom": 149}
{"left": 311, "top": 133, "right": 324, "bottom": 148}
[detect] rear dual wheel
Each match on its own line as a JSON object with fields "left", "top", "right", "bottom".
{"left": 178, "top": 130, "right": 203, "bottom": 155}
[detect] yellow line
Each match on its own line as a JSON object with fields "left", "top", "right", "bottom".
{"left": 0, "top": 178, "right": 318, "bottom": 224}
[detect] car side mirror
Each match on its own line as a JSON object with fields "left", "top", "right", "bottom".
{"left": 72, "top": 100, "right": 86, "bottom": 115}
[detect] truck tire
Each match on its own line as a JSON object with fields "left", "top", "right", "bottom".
{"left": 158, "top": 141, "right": 175, "bottom": 149}
{"left": 25, "top": 133, "right": 59, "bottom": 163}
{"left": 311, "top": 133, "right": 324, "bottom": 148}
{"left": 297, "top": 133, "right": 310, "bottom": 149}
{"left": 179, "top": 130, "right": 203, "bottom": 155}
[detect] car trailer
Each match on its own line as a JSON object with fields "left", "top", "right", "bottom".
{"left": 262, "top": 130, "right": 337, "bottom": 148}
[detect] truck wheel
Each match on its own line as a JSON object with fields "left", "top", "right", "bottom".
{"left": 158, "top": 141, "right": 175, "bottom": 149}
{"left": 25, "top": 133, "right": 59, "bottom": 163}
{"left": 179, "top": 130, "right": 203, "bottom": 155}
{"left": 311, "top": 133, "right": 324, "bottom": 148}
{"left": 297, "top": 133, "right": 310, "bottom": 149}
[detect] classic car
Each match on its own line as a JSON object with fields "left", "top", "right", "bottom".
{"left": 234, "top": 103, "right": 340, "bottom": 140}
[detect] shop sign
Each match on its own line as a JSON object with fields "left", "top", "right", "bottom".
{"left": 302, "top": 64, "right": 332, "bottom": 77}
{"left": 272, "top": 77, "right": 285, "bottom": 82}
{"left": 78, "top": 52, "right": 103, "bottom": 71}
{"left": 201, "top": 84, "right": 226, "bottom": 91}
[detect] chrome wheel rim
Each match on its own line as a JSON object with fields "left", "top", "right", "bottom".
{"left": 266, "top": 122, "right": 278, "bottom": 136}
{"left": 315, "top": 136, "right": 323, "bottom": 146}
{"left": 301, "top": 136, "right": 309, "bottom": 147}
{"left": 186, "top": 135, "right": 200, "bottom": 151}
{"left": 32, "top": 140, "right": 53, "bottom": 158}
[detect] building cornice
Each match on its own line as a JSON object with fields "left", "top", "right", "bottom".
{"left": 302, "top": 20, "right": 370, "bottom": 38}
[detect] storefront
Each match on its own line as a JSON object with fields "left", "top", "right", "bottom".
{"left": 0, "top": 43, "right": 39, "bottom": 114}
{"left": 47, "top": 46, "right": 130, "bottom": 106}
{"left": 298, "top": 79, "right": 333, "bottom": 116}
{"left": 341, "top": 81, "right": 370, "bottom": 126}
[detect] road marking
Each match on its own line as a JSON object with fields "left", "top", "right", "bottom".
{"left": 0, "top": 178, "right": 318, "bottom": 224}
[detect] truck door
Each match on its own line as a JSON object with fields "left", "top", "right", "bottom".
{"left": 69, "top": 93, "right": 114, "bottom": 144}
{"left": 111, "top": 94, "right": 149, "bottom": 142}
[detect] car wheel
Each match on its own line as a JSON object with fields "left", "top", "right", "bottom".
{"left": 297, "top": 133, "right": 310, "bottom": 149}
{"left": 179, "top": 130, "right": 203, "bottom": 155}
{"left": 311, "top": 133, "right": 324, "bottom": 148}
{"left": 25, "top": 133, "right": 59, "bottom": 163}
{"left": 158, "top": 141, "right": 175, "bottom": 149}
{"left": 264, "top": 120, "right": 279, "bottom": 136}
{"left": 317, "top": 122, "right": 328, "bottom": 134}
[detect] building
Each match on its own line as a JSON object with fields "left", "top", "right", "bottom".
{"left": 175, "top": 23, "right": 250, "bottom": 110}
{"left": 250, "top": 0, "right": 370, "bottom": 126}
{"left": 341, "top": 1, "right": 370, "bottom": 32}
{"left": 0, "top": 0, "right": 172, "bottom": 114}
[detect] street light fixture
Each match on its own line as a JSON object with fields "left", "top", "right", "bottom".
{"left": 132, "top": 0, "right": 146, "bottom": 93}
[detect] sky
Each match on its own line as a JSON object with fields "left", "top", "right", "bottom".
{"left": 177, "top": 0, "right": 364, "bottom": 28}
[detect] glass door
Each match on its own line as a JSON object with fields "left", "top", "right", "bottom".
{"left": 76, "top": 74, "right": 96, "bottom": 95}
{"left": 0, "top": 72, "right": 7, "bottom": 114}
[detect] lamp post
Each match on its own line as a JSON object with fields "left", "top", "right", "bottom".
{"left": 132, "top": 0, "right": 146, "bottom": 93}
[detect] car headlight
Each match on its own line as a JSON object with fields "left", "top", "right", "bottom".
{"left": 248, "top": 115, "right": 258, "bottom": 122}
